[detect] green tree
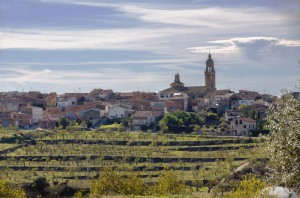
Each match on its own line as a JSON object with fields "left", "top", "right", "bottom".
{"left": 59, "top": 117, "right": 69, "bottom": 129}
{"left": 91, "top": 169, "right": 145, "bottom": 196}
{"left": 193, "top": 124, "right": 201, "bottom": 134}
{"left": 205, "top": 111, "right": 218, "bottom": 121}
{"left": 159, "top": 120, "right": 169, "bottom": 134}
{"left": 147, "top": 169, "right": 189, "bottom": 196}
{"left": 249, "top": 108, "right": 257, "bottom": 120}
{"left": 80, "top": 121, "right": 87, "bottom": 128}
{"left": 31, "top": 177, "right": 50, "bottom": 197}
{"left": 224, "top": 176, "right": 267, "bottom": 198}
{"left": 0, "top": 180, "right": 26, "bottom": 198}
{"left": 161, "top": 110, "right": 203, "bottom": 127}
{"left": 239, "top": 104, "right": 249, "bottom": 117}
{"left": 264, "top": 93, "right": 300, "bottom": 187}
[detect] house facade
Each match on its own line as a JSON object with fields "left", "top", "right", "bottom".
{"left": 225, "top": 110, "right": 240, "bottom": 122}
{"left": 229, "top": 117, "right": 257, "bottom": 136}
{"left": 39, "top": 117, "right": 59, "bottom": 129}
{"left": 132, "top": 111, "right": 155, "bottom": 127}
{"left": 78, "top": 108, "right": 101, "bottom": 125}
{"left": 106, "top": 105, "right": 128, "bottom": 119}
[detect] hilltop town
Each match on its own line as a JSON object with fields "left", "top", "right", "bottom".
{"left": 0, "top": 54, "right": 299, "bottom": 197}
{"left": 0, "top": 54, "right": 280, "bottom": 137}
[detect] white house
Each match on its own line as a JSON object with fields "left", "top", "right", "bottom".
{"left": 31, "top": 107, "right": 43, "bottom": 124}
{"left": 19, "top": 106, "right": 43, "bottom": 124}
{"left": 57, "top": 97, "right": 77, "bottom": 110}
{"left": 106, "top": 105, "right": 127, "bottom": 119}
{"left": 229, "top": 117, "right": 257, "bottom": 136}
{"left": 132, "top": 111, "right": 155, "bottom": 126}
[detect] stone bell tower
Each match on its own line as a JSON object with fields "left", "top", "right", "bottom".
{"left": 205, "top": 52, "right": 216, "bottom": 92}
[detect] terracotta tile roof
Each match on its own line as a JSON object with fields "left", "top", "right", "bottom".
{"left": 160, "top": 86, "right": 206, "bottom": 95}
{"left": 119, "top": 92, "right": 134, "bottom": 97}
{"left": 133, "top": 111, "right": 153, "bottom": 118}
{"left": 241, "top": 117, "right": 256, "bottom": 122}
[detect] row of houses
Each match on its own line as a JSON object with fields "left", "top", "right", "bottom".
{"left": 0, "top": 106, "right": 43, "bottom": 128}
{"left": 0, "top": 90, "right": 165, "bottom": 130}
{"left": 0, "top": 88, "right": 277, "bottom": 135}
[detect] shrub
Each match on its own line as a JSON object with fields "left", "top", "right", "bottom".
{"left": 0, "top": 180, "right": 26, "bottom": 198}
{"left": 91, "top": 169, "right": 146, "bottom": 196}
{"left": 147, "top": 169, "right": 190, "bottom": 196}
{"left": 224, "top": 176, "right": 267, "bottom": 198}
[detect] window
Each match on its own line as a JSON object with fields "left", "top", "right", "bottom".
{"left": 235, "top": 120, "right": 238, "bottom": 124}
{"left": 244, "top": 125, "right": 246, "bottom": 128}
{"left": 239, "top": 120, "right": 242, "bottom": 124}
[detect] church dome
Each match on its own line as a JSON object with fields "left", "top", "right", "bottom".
{"left": 206, "top": 53, "right": 214, "bottom": 65}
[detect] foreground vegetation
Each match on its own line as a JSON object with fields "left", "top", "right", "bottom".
{"left": 0, "top": 92, "right": 299, "bottom": 197}
{"left": 0, "top": 127, "right": 264, "bottom": 197}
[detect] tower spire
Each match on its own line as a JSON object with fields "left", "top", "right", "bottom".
{"left": 205, "top": 52, "right": 216, "bottom": 92}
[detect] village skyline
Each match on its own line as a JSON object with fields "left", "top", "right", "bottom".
{"left": 0, "top": 0, "right": 299, "bottom": 95}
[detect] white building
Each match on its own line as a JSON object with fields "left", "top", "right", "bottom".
{"left": 229, "top": 117, "right": 257, "bottom": 136}
{"left": 132, "top": 111, "right": 155, "bottom": 126}
{"left": 57, "top": 97, "right": 77, "bottom": 110}
{"left": 31, "top": 107, "right": 43, "bottom": 124}
{"left": 106, "top": 105, "right": 128, "bottom": 119}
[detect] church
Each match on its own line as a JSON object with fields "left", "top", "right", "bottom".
{"left": 159, "top": 53, "right": 216, "bottom": 100}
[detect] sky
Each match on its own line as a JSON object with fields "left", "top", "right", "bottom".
{"left": 0, "top": 0, "right": 299, "bottom": 95}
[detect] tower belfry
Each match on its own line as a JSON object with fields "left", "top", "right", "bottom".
{"left": 170, "top": 72, "right": 185, "bottom": 89}
{"left": 205, "top": 52, "right": 216, "bottom": 92}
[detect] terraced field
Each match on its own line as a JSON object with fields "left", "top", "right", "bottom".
{"left": 0, "top": 130, "right": 263, "bottom": 191}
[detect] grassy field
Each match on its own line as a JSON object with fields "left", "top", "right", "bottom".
{"left": 0, "top": 129, "right": 264, "bottom": 195}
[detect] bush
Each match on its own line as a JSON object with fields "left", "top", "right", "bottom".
{"left": 147, "top": 169, "right": 190, "bottom": 196}
{"left": 90, "top": 169, "right": 190, "bottom": 196}
{"left": 0, "top": 180, "right": 26, "bottom": 198}
{"left": 91, "top": 169, "right": 146, "bottom": 196}
{"left": 224, "top": 176, "right": 267, "bottom": 198}
{"left": 31, "top": 177, "right": 50, "bottom": 196}
{"left": 161, "top": 111, "right": 204, "bottom": 127}
{"left": 205, "top": 111, "right": 218, "bottom": 121}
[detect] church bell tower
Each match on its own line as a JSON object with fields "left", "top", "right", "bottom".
{"left": 205, "top": 53, "right": 216, "bottom": 92}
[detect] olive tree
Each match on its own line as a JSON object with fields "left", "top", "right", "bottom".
{"left": 0, "top": 180, "right": 26, "bottom": 198}
{"left": 264, "top": 93, "right": 300, "bottom": 187}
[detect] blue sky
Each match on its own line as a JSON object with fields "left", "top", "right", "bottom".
{"left": 0, "top": 0, "right": 299, "bottom": 95}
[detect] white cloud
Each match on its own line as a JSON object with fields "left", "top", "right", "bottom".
{"left": 0, "top": 67, "right": 167, "bottom": 89}
{"left": 0, "top": 28, "right": 198, "bottom": 50}
{"left": 188, "top": 45, "right": 237, "bottom": 55}
{"left": 1, "top": 1, "right": 296, "bottom": 54}
{"left": 208, "top": 37, "right": 300, "bottom": 47}
{"left": 120, "top": 5, "right": 286, "bottom": 29}
{"left": 39, "top": 0, "right": 286, "bottom": 28}
{"left": 277, "top": 39, "right": 300, "bottom": 47}
{"left": 188, "top": 37, "right": 300, "bottom": 55}
{"left": 0, "top": 59, "right": 193, "bottom": 66}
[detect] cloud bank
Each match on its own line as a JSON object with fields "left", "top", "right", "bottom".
{"left": 188, "top": 37, "right": 300, "bottom": 56}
